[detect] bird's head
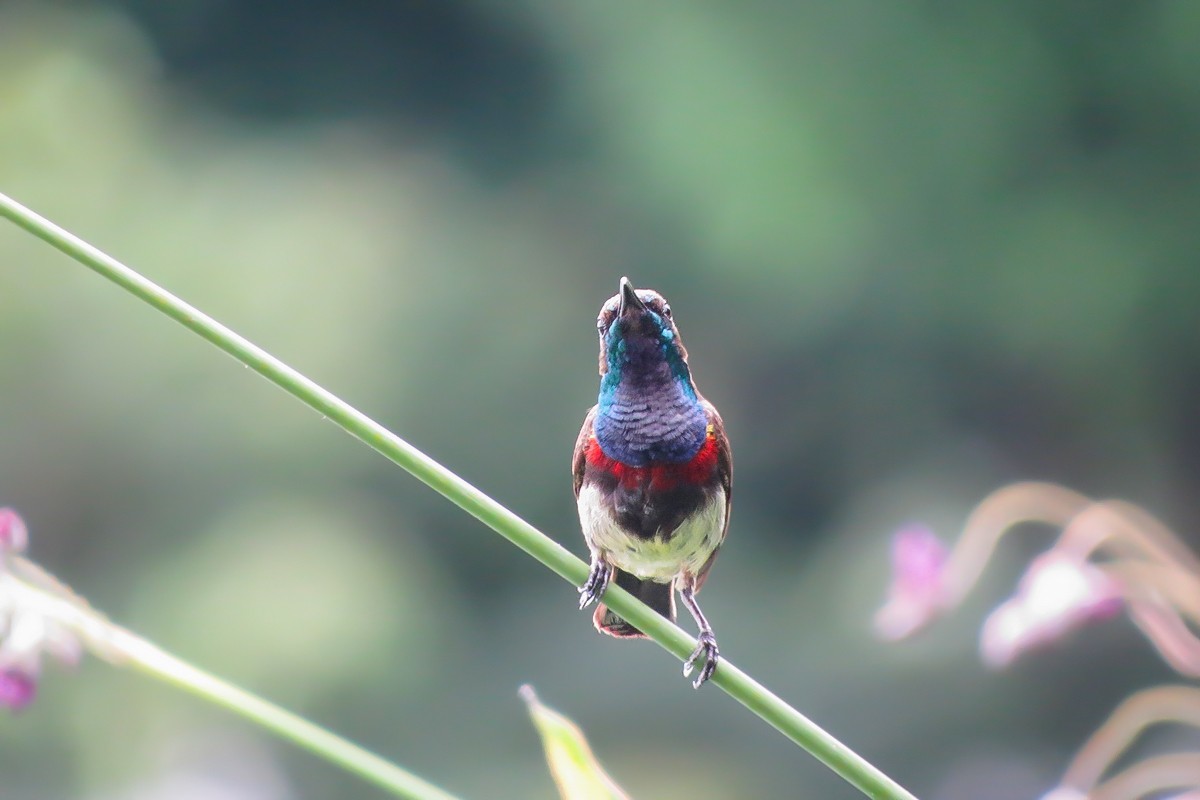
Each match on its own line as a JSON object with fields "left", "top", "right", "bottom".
{"left": 595, "top": 277, "right": 694, "bottom": 395}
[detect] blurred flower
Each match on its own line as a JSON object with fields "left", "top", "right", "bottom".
{"left": 873, "top": 483, "right": 1095, "bottom": 642}
{"left": 874, "top": 524, "right": 949, "bottom": 641}
{"left": 1073, "top": 753, "right": 1200, "bottom": 800}
{"left": 1043, "top": 685, "right": 1200, "bottom": 800}
{"left": 1052, "top": 499, "right": 1200, "bottom": 575}
{"left": 0, "top": 668, "right": 36, "bottom": 709}
{"left": 877, "top": 483, "right": 1200, "bottom": 800}
{"left": 0, "top": 507, "right": 28, "bottom": 553}
{"left": 876, "top": 483, "right": 1200, "bottom": 672}
{"left": 0, "top": 507, "right": 83, "bottom": 711}
{"left": 1125, "top": 599, "right": 1200, "bottom": 679}
{"left": 1038, "top": 790, "right": 1086, "bottom": 800}
{"left": 979, "top": 551, "right": 1123, "bottom": 669}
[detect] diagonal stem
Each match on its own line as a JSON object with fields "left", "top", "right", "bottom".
{"left": 5, "top": 558, "right": 461, "bottom": 800}
{"left": 0, "top": 191, "right": 918, "bottom": 800}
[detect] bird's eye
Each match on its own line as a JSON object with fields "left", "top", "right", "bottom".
{"left": 662, "top": 304, "right": 672, "bottom": 318}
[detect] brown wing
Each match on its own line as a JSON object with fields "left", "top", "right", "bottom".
{"left": 694, "top": 398, "right": 732, "bottom": 591}
{"left": 572, "top": 405, "right": 598, "bottom": 497}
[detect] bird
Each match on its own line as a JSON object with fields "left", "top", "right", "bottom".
{"left": 573, "top": 277, "right": 732, "bottom": 688}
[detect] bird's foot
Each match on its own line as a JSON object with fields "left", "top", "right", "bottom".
{"left": 682, "top": 631, "right": 719, "bottom": 689}
{"left": 578, "top": 560, "right": 611, "bottom": 609}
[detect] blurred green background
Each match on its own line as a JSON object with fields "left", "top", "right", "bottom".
{"left": 3, "top": 2, "right": 1200, "bottom": 798}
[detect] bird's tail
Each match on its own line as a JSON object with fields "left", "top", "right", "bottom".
{"left": 593, "top": 569, "right": 675, "bottom": 638}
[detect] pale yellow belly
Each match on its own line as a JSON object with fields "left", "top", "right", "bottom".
{"left": 577, "top": 484, "right": 725, "bottom": 582}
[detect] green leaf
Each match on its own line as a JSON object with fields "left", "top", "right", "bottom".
{"left": 520, "top": 685, "right": 631, "bottom": 800}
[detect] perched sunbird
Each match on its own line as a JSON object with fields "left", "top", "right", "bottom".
{"left": 573, "top": 277, "right": 732, "bottom": 688}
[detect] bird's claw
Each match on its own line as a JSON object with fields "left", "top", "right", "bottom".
{"left": 578, "top": 562, "right": 610, "bottom": 609}
{"left": 683, "top": 631, "right": 719, "bottom": 688}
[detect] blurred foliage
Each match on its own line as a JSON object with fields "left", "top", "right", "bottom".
{"left": 3, "top": 1, "right": 1200, "bottom": 798}
{"left": 521, "top": 685, "right": 629, "bottom": 800}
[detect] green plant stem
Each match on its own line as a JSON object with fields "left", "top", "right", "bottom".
{"left": 130, "top": 638, "right": 462, "bottom": 800}
{"left": 0, "top": 191, "right": 918, "bottom": 800}
{"left": 7, "top": 564, "right": 460, "bottom": 800}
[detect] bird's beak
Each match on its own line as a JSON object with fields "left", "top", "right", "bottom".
{"left": 617, "top": 276, "right": 646, "bottom": 317}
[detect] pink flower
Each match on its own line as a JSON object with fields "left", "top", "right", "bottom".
{"left": 874, "top": 525, "right": 950, "bottom": 641}
{"left": 0, "top": 668, "right": 36, "bottom": 711}
{"left": 980, "top": 551, "right": 1123, "bottom": 668}
{"left": 0, "top": 508, "right": 82, "bottom": 711}
{"left": 0, "top": 508, "right": 27, "bottom": 554}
